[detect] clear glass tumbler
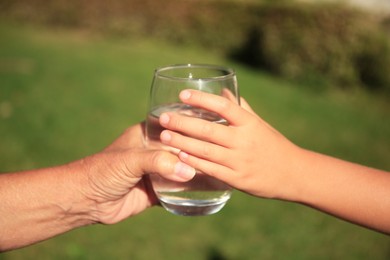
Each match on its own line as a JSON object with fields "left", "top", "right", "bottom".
{"left": 144, "top": 64, "right": 240, "bottom": 216}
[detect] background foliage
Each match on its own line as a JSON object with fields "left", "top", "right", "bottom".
{"left": 2, "top": 0, "right": 390, "bottom": 93}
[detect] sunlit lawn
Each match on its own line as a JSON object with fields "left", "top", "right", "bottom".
{"left": 0, "top": 22, "right": 389, "bottom": 259}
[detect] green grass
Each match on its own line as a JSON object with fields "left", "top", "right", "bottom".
{"left": 0, "top": 22, "right": 389, "bottom": 259}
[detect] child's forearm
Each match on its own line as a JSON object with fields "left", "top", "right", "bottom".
{"left": 289, "top": 148, "right": 390, "bottom": 234}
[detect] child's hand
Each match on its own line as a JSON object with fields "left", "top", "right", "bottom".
{"left": 158, "top": 89, "right": 390, "bottom": 233}
{"left": 159, "top": 89, "right": 300, "bottom": 199}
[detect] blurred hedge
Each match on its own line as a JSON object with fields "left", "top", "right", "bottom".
{"left": 233, "top": 3, "right": 390, "bottom": 92}
{"left": 1, "top": 0, "right": 389, "bottom": 93}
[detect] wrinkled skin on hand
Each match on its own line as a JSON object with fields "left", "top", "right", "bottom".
{"left": 84, "top": 123, "right": 195, "bottom": 224}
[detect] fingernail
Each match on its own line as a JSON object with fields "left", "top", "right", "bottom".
{"left": 179, "top": 151, "right": 189, "bottom": 160}
{"left": 180, "top": 90, "right": 191, "bottom": 100}
{"left": 174, "top": 162, "right": 196, "bottom": 180}
{"left": 159, "top": 113, "right": 170, "bottom": 125}
{"left": 160, "top": 131, "right": 171, "bottom": 142}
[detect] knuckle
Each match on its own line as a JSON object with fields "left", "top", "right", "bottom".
{"left": 200, "top": 122, "right": 214, "bottom": 137}
{"left": 188, "top": 157, "right": 199, "bottom": 170}
{"left": 197, "top": 91, "right": 207, "bottom": 103}
{"left": 201, "top": 144, "right": 214, "bottom": 158}
{"left": 150, "top": 151, "right": 170, "bottom": 172}
{"left": 171, "top": 116, "right": 184, "bottom": 131}
{"left": 218, "top": 98, "right": 231, "bottom": 111}
{"left": 187, "top": 157, "right": 203, "bottom": 175}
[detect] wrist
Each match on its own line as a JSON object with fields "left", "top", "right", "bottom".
{"left": 59, "top": 158, "right": 100, "bottom": 227}
{"left": 280, "top": 147, "right": 334, "bottom": 206}
{"left": 273, "top": 145, "right": 312, "bottom": 203}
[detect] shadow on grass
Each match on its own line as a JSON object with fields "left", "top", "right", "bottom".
{"left": 207, "top": 247, "right": 228, "bottom": 260}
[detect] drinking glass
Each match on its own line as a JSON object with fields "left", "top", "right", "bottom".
{"left": 144, "top": 64, "right": 240, "bottom": 216}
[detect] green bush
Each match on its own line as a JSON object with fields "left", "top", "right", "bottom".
{"left": 2, "top": 0, "right": 389, "bottom": 93}
{"left": 354, "top": 32, "right": 390, "bottom": 91}
{"left": 232, "top": 3, "right": 390, "bottom": 92}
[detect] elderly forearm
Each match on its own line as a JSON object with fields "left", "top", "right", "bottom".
{"left": 0, "top": 160, "right": 95, "bottom": 251}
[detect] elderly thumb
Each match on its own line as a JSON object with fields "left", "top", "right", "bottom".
{"left": 138, "top": 150, "right": 196, "bottom": 182}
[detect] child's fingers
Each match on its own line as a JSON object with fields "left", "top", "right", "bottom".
{"left": 159, "top": 112, "right": 234, "bottom": 147}
{"left": 160, "top": 130, "right": 231, "bottom": 164}
{"left": 178, "top": 151, "right": 235, "bottom": 184}
{"left": 179, "top": 90, "right": 253, "bottom": 126}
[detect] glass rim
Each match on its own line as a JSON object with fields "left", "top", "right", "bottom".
{"left": 154, "top": 64, "right": 235, "bottom": 81}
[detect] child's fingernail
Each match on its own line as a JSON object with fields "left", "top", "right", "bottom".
{"left": 179, "top": 151, "right": 189, "bottom": 160}
{"left": 160, "top": 131, "right": 171, "bottom": 142}
{"left": 180, "top": 90, "right": 191, "bottom": 100}
{"left": 174, "top": 162, "right": 196, "bottom": 180}
{"left": 159, "top": 113, "right": 170, "bottom": 125}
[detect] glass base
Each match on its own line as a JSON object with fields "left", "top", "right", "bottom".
{"left": 159, "top": 198, "right": 228, "bottom": 216}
